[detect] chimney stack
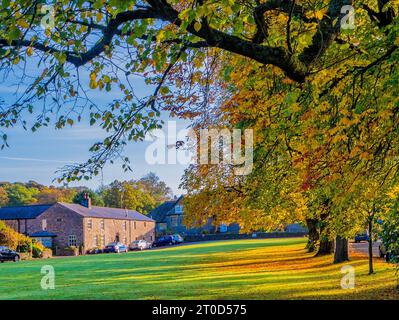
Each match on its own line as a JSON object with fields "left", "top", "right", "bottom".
{"left": 82, "top": 192, "right": 92, "bottom": 209}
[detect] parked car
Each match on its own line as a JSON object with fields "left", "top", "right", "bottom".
{"left": 379, "top": 243, "right": 399, "bottom": 262}
{"left": 88, "top": 248, "right": 103, "bottom": 254}
{"left": 354, "top": 234, "right": 369, "bottom": 243}
{"left": 103, "top": 242, "right": 128, "bottom": 253}
{"left": 0, "top": 247, "right": 20, "bottom": 263}
{"left": 129, "top": 240, "right": 152, "bottom": 251}
{"left": 152, "top": 235, "right": 175, "bottom": 247}
{"left": 172, "top": 234, "right": 184, "bottom": 244}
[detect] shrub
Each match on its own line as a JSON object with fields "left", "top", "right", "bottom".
{"left": 17, "top": 238, "right": 32, "bottom": 253}
{"left": 0, "top": 221, "right": 33, "bottom": 251}
{"left": 381, "top": 211, "right": 399, "bottom": 263}
{"left": 31, "top": 240, "right": 45, "bottom": 258}
{"left": 0, "top": 221, "right": 20, "bottom": 249}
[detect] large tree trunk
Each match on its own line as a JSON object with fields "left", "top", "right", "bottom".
{"left": 317, "top": 235, "right": 334, "bottom": 255}
{"left": 305, "top": 218, "right": 319, "bottom": 252}
{"left": 368, "top": 219, "right": 374, "bottom": 274}
{"left": 334, "top": 236, "right": 349, "bottom": 263}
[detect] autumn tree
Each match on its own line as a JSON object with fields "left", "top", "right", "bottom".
{"left": 1, "top": 0, "right": 399, "bottom": 265}
{"left": 138, "top": 172, "right": 173, "bottom": 204}
{"left": 0, "top": 187, "right": 8, "bottom": 207}
{"left": 101, "top": 180, "right": 156, "bottom": 213}
{"left": 36, "top": 186, "right": 77, "bottom": 204}
{"left": 4, "top": 184, "right": 39, "bottom": 206}
{"left": 1, "top": 1, "right": 396, "bottom": 179}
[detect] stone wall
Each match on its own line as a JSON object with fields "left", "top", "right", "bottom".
{"left": 3, "top": 219, "right": 31, "bottom": 234}
{"left": 35, "top": 203, "right": 85, "bottom": 250}
{"left": 83, "top": 217, "right": 155, "bottom": 251}
{"left": 183, "top": 232, "right": 308, "bottom": 242}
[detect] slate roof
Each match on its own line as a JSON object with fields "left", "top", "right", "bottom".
{"left": 148, "top": 196, "right": 183, "bottom": 223}
{"left": 0, "top": 202, "right": 154, "bottom": 222}
{"left": 0, "top": 204, "right": 53, "bottom": 220}
{"left": 58, "top": 203, "right": 154, "bottom": 222}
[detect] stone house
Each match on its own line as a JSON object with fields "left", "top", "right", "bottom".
{"left": 148, "top": 196, "right": 240, "bottom": 235}
{"left": 0, "top": 196, "right": 155, "bottom": 253}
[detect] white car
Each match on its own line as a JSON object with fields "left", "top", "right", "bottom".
{"left": 129, "top": 240, "right": 152, "bottom": 251}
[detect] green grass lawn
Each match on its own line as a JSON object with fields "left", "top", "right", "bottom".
{"left": 0, "top": 238, "right": 397, "bottom": 300}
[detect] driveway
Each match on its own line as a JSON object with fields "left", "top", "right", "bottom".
{"left": 350, "top": 241, "right": 381, "bottom": 257}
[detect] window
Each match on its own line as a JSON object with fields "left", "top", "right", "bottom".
{"left": 135, "top": 237, "right": 138, "bottom": 241}
{"left": 124, "top": 237, "right": 127, "bottom": 244}
{"left": 170, "top": 216, "right": 179, "bottom": 227}
{"left": 123, "top": 221, "right": 127, "bottom": 231}
{"left": 56, "top": 218, "right": 62, "bottom": 222}
{"left": 159, "top": 223, "right": 167, "bottom": 231}
{"left": 87, "top": 219, "right": 93, "bottom": 230}
{"left": 101, "top": 235, "right": 106, "bottom": 247}
{"left": 175, "top": 205, "right": 183, "bottom": 214}
{"left": 68, "top": 235, "right": 77, "bottom": 247}
{"left": 93, "top": 235, "right": 98, "bottom": 247}
{"left": 134, "top": 221, "right": 137, "bottom": 229}
{"left": 144, "top": 222, "right": 147, "bottom": 227}
{"left": 101, "top": 219, "right": 105, "bottom": 230}
{"left": 150, "top": 236, "right": 153, "bottom": 241}
{"left": 42, "top": 219, "right": 47, "bottom": 231}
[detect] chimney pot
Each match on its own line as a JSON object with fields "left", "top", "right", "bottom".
{"left": 82, "top": 193, "right": 92, "bottom": 208}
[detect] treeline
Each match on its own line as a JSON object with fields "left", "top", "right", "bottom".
{"left": 0, "top": 172, "right": 173, "bottom": 214}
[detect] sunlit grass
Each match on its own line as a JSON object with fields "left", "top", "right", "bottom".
{"left": 0, "top": 238, "right": 397, "bottom": 300}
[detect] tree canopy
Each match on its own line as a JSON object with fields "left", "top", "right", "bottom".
{"left": 1, "top": 0, "right": 397, "bottom": 180}
{"left": 1, "top": 1, "right": 399, "bottom": 263}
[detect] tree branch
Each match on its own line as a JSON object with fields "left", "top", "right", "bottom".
{"left": 300, "top": 0, "right": 353, "bottom": 65}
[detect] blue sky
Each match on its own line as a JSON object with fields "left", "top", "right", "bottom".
{"left": 0, "top": 66, "right": 191, "bottom": 195}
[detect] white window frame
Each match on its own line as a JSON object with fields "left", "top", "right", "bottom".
{"left": 101, "top": 219, "right": 105, "bottom": 230}
{"left": 87, "top": 219, "right": 93, "bottom": 230}
{"left": 68, "top": 235, "right": 77, "bottom": 247}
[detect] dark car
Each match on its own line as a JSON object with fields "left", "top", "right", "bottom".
{"left": 354, "top": 234, "right": 369, "bottom": 243}
{"left": 103, "top": 242, "right": 128, "bottom": 253}
{"left": 152, "top": 236, "right": 175, "bottom": 247}
{"left": 0, "top": 246, "right": 20, "bottom": 263}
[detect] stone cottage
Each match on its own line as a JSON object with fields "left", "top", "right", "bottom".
{"left": 0, "top": 195, "right": 155, "bottom": 253}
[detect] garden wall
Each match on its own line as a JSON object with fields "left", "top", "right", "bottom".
{"left": 184, "top": 232, "right": 308, "bottom": 242}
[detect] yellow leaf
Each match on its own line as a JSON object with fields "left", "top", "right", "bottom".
{"left": 96, "top": 12, "right": 103, "bottom": 22}
{"left": 89, "top": 79, "right": 98, "bottom": 89}
{"left": 359, "top": 152, "right": 370, "bottom": 160}
{"left": 17, "top": 19, "right": 29, "bottom": 28}
{"left": 157, "top": 30, "right": 166, "bottom": 43}
{"left": 341, "top": 117, "right": 352, "bottom": 126}
{"left": 26, "top": 47, "right": 33, "bottom": 56}
{"left": 315, "top": 10, "right": 324, "bottom": 20}
{"left": 194, "top": 21, "right": 202, "bottom": 32}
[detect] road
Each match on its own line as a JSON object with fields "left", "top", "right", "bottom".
{"left": 350, "top": 241, "right": 381, "bottom": 257}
